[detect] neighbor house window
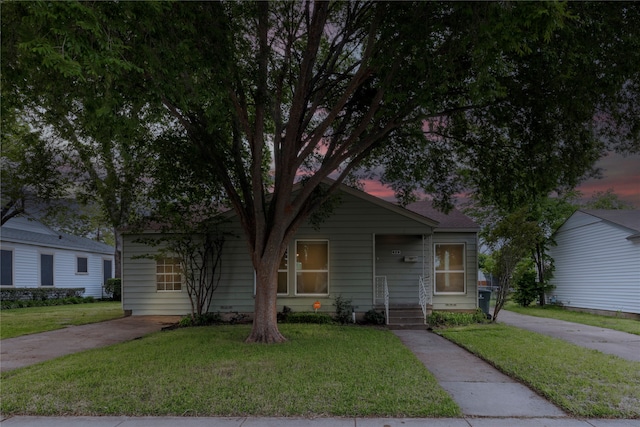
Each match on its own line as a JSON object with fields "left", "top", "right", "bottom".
{"left": 434, "top": 243, "right": 465, "bottom": 294}
{"left": 295, "top": 240, "right": 329, "bottom": 295}
{"left": 77, "top": 256, "right": 88, "bottom": 274}
{"left": 1, "top": 249, "right": 13, "bottom": 286}
{"left": 156, "top": 258, "right": 182, "bottom": 291}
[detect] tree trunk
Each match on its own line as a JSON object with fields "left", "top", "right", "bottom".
{"left": 245, "top": 256, "right": 287, "bottom": 343}
{"left": 114, "top": 227, "right": 122, "bottom": 278}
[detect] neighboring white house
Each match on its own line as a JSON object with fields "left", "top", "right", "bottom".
{"left": 122, "top": 182, "right": 480, "bottom": 325}
{"left": 0, "top": 216, "right": 115, "bottom": 298}
{"left": 548, "top": 209, "right": 640, "bottom": 317}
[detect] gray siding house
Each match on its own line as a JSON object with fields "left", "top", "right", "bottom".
{"left": 122, "top": 184, "right": 480, "bottom": 323}
{"left": 0, "top": 216, "right": 115, "bottom": 298}
{"left": 548, "top": 209, "right": 640, "bottom": 316}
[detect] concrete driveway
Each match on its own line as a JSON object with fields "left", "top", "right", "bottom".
{"left": 0, "top": 315, "right": 180, "bottom": 372}
{"left": 497, "top": 310, "right": 640, "bottom": 362}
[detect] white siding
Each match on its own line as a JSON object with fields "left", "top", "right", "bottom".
{"left": 0, "top": 241, "right": 114, "bottom": 298}
{"left": 122, "top": 190, "right": 478, "bottom": 315}
{"left": 549, "top": 211, "right": 640, "bottom": 315}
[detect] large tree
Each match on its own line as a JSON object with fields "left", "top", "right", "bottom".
{"left": 5, "top": 1, "right": 640, "bottom": 342}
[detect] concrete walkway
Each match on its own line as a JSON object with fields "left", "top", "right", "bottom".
{"left": 0, "top": 316, "right": 180, "bottom": 372}
{"left": 2, "top": 415, "right": 639, "bottom": 427}
{"left": 393, "top": 330, "right": 566, "bottom": 418}
{"left": 497, "top": 310, "right": 640, "bottom": 362}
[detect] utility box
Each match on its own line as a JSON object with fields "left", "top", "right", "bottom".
{"left": 478, "top": 288, "right": 492, "bottom": 319}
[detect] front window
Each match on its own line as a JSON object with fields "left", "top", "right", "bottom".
{"left": 434, "top": 243, "right": 465, "bottom": 294}
{"left": 156, "top": 257, "right": 182, "bottom": 291}
{"left": 295, "top": 240, "right": 329, "bottom": 295}
{"left": 77, "top": 256, "right": 88, "bottom": 274}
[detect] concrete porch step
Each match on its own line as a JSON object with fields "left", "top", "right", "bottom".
{"left": 379, "top": 305, "right": 426, "bottom": 329}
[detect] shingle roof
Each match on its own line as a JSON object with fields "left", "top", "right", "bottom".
{"left": 581, "top": 209, "right": 640, "bottom": 234}
{"left": 0, "top": 217, "right": 114, "bottom": 254}
{"left": 405, "top": 201, "right": 479, "bottom": 231}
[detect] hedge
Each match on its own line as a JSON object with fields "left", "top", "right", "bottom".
{"left": 0, "top": 288, "right": 85, "bottom": 302}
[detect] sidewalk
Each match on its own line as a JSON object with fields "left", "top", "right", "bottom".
{"left": 497, "top": 310, "right": 640, "bottom": 362}
{"left": 2, "top": 415, "right": 639, "bottom": 426}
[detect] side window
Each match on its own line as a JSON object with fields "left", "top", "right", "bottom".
{"left": 77, "top": 256, "right": 88, "bottom": 274}
{"left": 434, "top": 243, "right": 465, "bottom": 294}
{"left": 1, "top": 249, "right": 13, "bottom": 286}
{"left": 295, "top": 240, "right": 329, "bottom": 295}
{"left": 156, "top": 258, "right": 182, "bottom": 291}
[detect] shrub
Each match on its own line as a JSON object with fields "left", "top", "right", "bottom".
{"left": 364, "top": 309, "right": 386, "bottom": 325}
{"left": 283, "top": 312, "right": 333, "bottom": 324}
{"left": 104, "top": 278, "right": 122, "bottom": 301}
{"left": 512, "top": 269, "right": 538, "bottom": 307}
{"left": 428, "top": 309, "right": 488, "bottom": 328}
{"left": 179, "top": 312, "right": 223, "bottom": 327}
{"left": 0, "top": 288, "right": 84, "bottom": 303}
{"left": 0, "top": 296, "right": 97, "bottom": 310}
{"left": 277, "top": 305, "right": 292, "bottom": 323}
{"left": 333, "top": 294, "right": 353, "bottom": 324}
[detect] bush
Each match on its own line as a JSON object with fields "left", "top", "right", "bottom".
{"left": 179, "top": 312, "right": 223, "bottom": 327}
{"left": 0, "top": 296, "right": 97, "bottom": 310}
{"left": 512, "top": 269, "right": 538, "bottom": 307}
{"left": 104, "top": 278, "right": 122, "bottom": 301}
{"left": 364, "top": 309, "right": 386, "bottom": 325}
{"left": 283, "top": 312, "right": 334, "bottom": 324}
{"left": 277, "top": 305, "right": 292, "bottom": 323}
{"left": 0, "top": 288, "right": 85, "bottom": 303}
{"left": 333, "top": 294, "right": 353, "bottom": 324}
{"left": 428, "top": 309, "right": 488, "bottom": 328}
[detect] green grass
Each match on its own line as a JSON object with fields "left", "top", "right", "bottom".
{"left": 0, "top": 302, "right": 124, "bottom": 339}
{"left": 440, "top": 323, "right": 640, "bottom": 418}
{"left": 504, "top": 302, "right": 640, "bottom": 336}
{"left": 0, "top": 324, "right": 460, "bottom": 417}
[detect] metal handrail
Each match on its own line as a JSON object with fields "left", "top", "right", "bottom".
{"left": 375, "top": 275, "right": 389, "bottom": 325}
{"left": 383, "top": 277, "right": 389, "bottom": 325}
{"left": 418, "top": 275, "right": 427, "bottom": 323}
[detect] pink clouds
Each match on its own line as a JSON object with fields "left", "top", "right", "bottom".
{"left": 577, "top": 153, "right": 640, "bottom": 208}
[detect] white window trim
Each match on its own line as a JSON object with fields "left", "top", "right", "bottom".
{"left": 76, "top": 256, "right": 89, "bottom": 275}
{"left": 294, "top": 239, "right": 330, "bottom": 296}
{"left": 433, "top": 243, "right": 466, "bottom": 295}
{"left": 156, "top": 257, "right": 183, "bottom": 293}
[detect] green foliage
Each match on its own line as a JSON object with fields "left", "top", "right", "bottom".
{"left": 428, "top": 309, "right": 488, "bottom": 328}
{"left": 364, "top": 309, "right": 386, "bottom": 325}
{"left": 178, "top": 312, "right": 222, "bottom": 327}
{"left": 104, "top": 278, "right": 121, "bottom": 301}
{"left": 583, "top": 188, "right": 636, "bottom": 210}
{"left": 333, "top": 294, "right": 353, "bottom": 324}
{"left": 1, "top": 296, "right": 95, "bottom": 310}
{"left": 512, "top": 260, "right": 539, "bottom": 307}
{"left": 0, "top": 287, "right": 85, "bottom": 302}
{"left": 283, "top": 312, "right": 334, "bottom": 324}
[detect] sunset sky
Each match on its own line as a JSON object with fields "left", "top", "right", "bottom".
{"left": 362, "top": 152, "right": 640, "bottom": 209}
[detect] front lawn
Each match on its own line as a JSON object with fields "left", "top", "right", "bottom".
{"left": 0, "top": 302, "right": 124, "bottom": 339}
{"left": 504, "top": 302, "right": 640, "bottom": 336}
{"left": 0, "top": 324, "right": 460, "bottom": 417}
{"left": 440, "top": 323, "right": 640, "bottom": 418}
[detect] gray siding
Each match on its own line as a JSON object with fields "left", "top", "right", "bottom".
{"left": 122, "top": 190, "right": 478, "bottom": 315}
{"left": 549, "top": 211, "right": 640, "bottom": 315}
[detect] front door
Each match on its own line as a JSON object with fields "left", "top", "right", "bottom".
{"left": 374, "top": 235, "right": 423, "bottom": 305}
{"left": 40, "top": 254, "right": 54, "bottom": 287}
